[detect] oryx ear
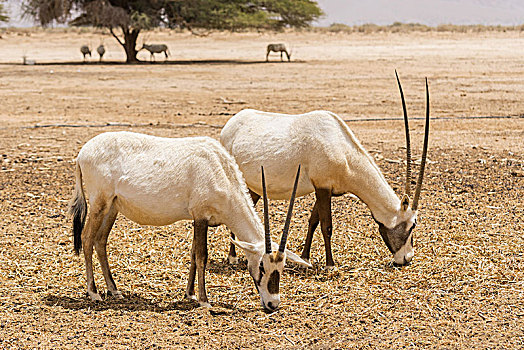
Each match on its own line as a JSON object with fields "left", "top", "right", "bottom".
{"left": 269, "top": 241, "right": 311, "bottom": 267}
{"left": 401, "top": 194, "right": 410, "bottom": 212}
{"left": 284, "top": 249, "right": 312, "bottom": 268}
{"left": 230, "top": 238, "right": 261, "bottom": 255}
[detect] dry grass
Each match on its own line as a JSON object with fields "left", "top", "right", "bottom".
{"left": 0, "top": 29, "right": 523, "bottom": 348}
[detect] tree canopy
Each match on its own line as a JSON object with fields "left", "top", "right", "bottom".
{"left": 23, "top": 0, "right": 323, "bottom": 62}
{"left": 0, "top": 1, "right": 9, "bottom": 23}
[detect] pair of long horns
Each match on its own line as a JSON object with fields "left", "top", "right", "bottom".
{"left": 395, "top": 70, "right": 430, "bottom": 211}
{"left": 262, "top": 165, "right": 301, "bottom": 254}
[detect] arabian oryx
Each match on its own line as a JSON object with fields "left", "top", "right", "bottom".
{"left": 68, "top": 131, "right": 309, "bottom": 311}
{"left": 141, "top": 43, "right": 170, "bottom": 62}
{"left": 221, "top": 72, "right": 430, "bottom": 267}
{"left": 266, "top": 43, "right": 291, "bottom": 62}
{"left": 97, "top": 44, "right": 105, "bottom": 62}
{"left": 80, "top": 45, "right": 91, "bottom": 62}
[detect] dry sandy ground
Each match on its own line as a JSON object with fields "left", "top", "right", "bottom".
{"left": 0, "top": 29, "right": 523, "bottom": 348}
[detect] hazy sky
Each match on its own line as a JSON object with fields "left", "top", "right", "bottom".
{"left": 316, "top": 0, "right": 524, "bottom": 26}
{"left": 3, "top": 0, "right": 524, "bottom": 27}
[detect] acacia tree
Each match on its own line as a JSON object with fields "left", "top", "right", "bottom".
{"left": 23, "top": 0, "right": 323, "bottom": 63}
{"left": 0, "top": 0, "right": 9, "bottom": 23}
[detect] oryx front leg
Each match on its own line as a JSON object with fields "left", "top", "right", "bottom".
{"left": 186, "top": 219, "right": 210, "bottom": 307}
{"left": 316, "top": 188, "right": 334, "bottom": 267}
{"left": 93, "top": 203, "right": 121, "bottom": 299}
{"left": 301, "top": 200, "right": 320, "bottom": 263}
{"left": 82, "top": 197, "right": 111, "bottom": 301}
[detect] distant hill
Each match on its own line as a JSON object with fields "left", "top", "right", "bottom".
{"left": 315, "top": 0, "right": 524, "bottom": 26}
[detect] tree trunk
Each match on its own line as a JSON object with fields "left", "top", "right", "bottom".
{"left": 110, "top": 27, "right": 140, "bottom": 63}
{"left": 123, "top": 29, "right": 140, "bottom": 63}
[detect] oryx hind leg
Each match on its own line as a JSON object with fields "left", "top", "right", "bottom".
{"left": 93, "top": 201, "right": 120, "bottom": 299}
{"left": 82, "top": 196, "right": 112, "bottom": 301}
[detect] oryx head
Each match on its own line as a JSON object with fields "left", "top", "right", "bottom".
{"left": 232, "top": 165, "right": 307, "bottom": 312}
{"left": 377, "top": 71, "right": 430, "bottom": 266}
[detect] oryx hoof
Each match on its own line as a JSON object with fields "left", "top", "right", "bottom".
{"left": 107, "top": 290, "right": 123, "bottom": 299}
{"left": 227, "top": 255, "right": 239, "bottom": 265}
{"left": 185, "top": 294, "right": 197, "bottom": 301}
{"left": 199, "top": 301, "right": 212, "bottom": 308}
{"left": 324, "top": 265, "right": 338, "bottom": 274}
{"left": 87, "top": 291, "right": 103, "bottom": 301}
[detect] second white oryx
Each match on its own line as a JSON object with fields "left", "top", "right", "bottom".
{"left": 68, "top": 131, "right": 310, "bottom": 311}
{"left": 221, "top": 72, "right": 430, "bottom": 267}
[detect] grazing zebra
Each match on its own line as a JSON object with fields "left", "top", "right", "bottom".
{"left": 266, "top": 43, "right": 291, "bottom": 62}
{"left": 141, "top": 44, "right": 170, "bottom": 62}
{"left": 80, "top": 45, "right": 91, "bottom": 62}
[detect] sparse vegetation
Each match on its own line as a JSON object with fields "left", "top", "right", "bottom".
{"left": 22, "top": 0, "right": 323, "bottom": 63}
{"left": 321, "top": 22, "right": 524, "bottom": 34}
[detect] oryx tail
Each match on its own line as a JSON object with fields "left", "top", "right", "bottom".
{"left": 68, "top": 162, "right": 87, "bottom": 255}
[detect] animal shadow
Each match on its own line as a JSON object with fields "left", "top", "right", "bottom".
{"left": 43, "top": 292, "right": 244, "bottom": 314}
{"left": 16, "top": 59, "right": 304, "bottom": 66}
{"left": 207, "top": 258, "right": 247, "bottom": 276}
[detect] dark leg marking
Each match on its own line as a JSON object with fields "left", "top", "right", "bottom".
{"left": 301, "top": 199, "right": 320, "bottom": 262}
{"left": 194, "top": 219, "right": 209, "bottom": 305}
{"left": 316, "top": 188, "right": 334, "bottom": 267}
{"left": 94, "top": 202, "right": 119, "bottom": 297}
{"left": 186, "top": 230, "right": 197, "bottom": 300}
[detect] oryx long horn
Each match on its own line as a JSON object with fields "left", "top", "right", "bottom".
{"left": 395, "top": 70, "right": 412, "bottom": 197}
{"left": 261, "top": 166, "right": 271, "bottom": 254}
{"left": 412, "top": 78, "right": 430, "bottom": 210}
{"left": 279, "top": 165, "right": 301, "bottom": 253}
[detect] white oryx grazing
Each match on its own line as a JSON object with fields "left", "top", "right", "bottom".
{"left": 80, "top": 45, "right": 91, "bottom": 62}
{"left": 221, "top": 72, "right": 430, "bottom": 267}
{"left": 68, "top": 131, "right": 309, "bottom": 311}
{"left": 97, "top": 44, "right": 106, "bottom": 62}
{"left": 266, "top": 43, "right": 291, "bottom": 62}
{"left": 141, "top": 43, "right": 170, "bottom": 62}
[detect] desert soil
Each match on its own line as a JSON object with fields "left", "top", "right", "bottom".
{"left": 0, "top": 29, "right": 523, "bottom": 349}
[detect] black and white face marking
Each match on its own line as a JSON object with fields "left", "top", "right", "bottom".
{"left": 376, "top": 218, "right": 416, "bottom": 266}
{"left": 249, "top": 252, "right": 285, "bottom": 312}
{"left": 378, "top": 221, "right": 415, "bottom": 254}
